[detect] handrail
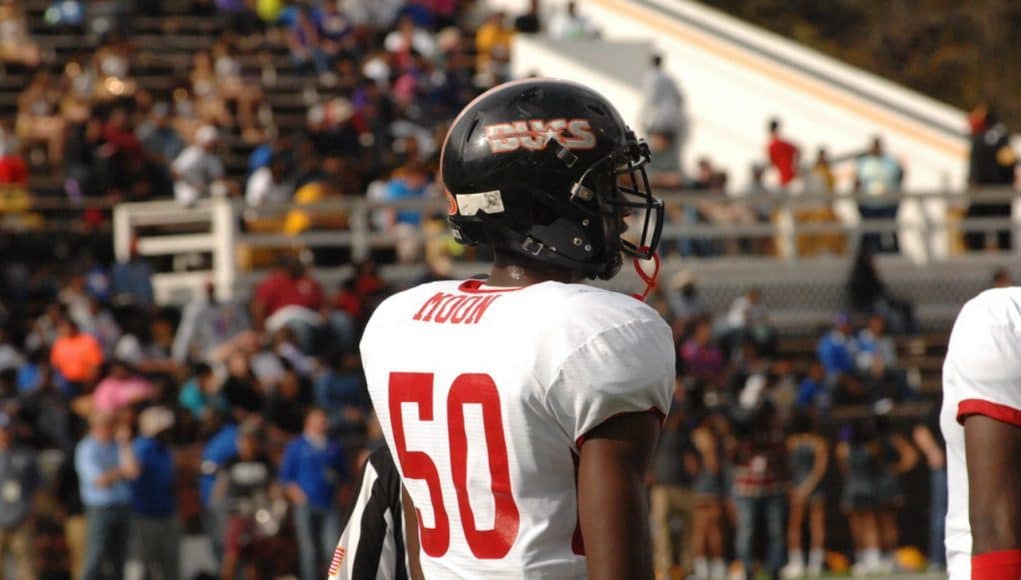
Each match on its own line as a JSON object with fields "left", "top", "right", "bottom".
{"left": 106, "top": 185, "right": 1020, "bottom": 303}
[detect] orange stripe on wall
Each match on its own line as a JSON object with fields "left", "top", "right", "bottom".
{"left": 590, "top": 0, "right": 967, "bottom": 159}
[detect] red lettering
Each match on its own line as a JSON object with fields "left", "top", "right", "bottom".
{"left": 434, "top": 295, "right": 468, "bottom": 323}
{"left": 449, "top": 296, "right": 481, "bottom": 324}
{"left": 466, "top": 295, "right": 500, "bottom": 324}
{"left": 412, "top": 292, "right": 451, "bottom": 322}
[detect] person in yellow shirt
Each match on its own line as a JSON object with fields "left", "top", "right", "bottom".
{"left": 475, "top": 12, "right": 514, "bottom": 79}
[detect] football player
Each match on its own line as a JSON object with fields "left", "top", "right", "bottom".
{"left": 345, "top": 78, "right": 675, "bottom": 579}
{"left": 943, "top": 287, "right": 1021, "bottom": 579}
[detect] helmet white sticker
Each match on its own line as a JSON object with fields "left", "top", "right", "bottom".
{"left": 456, "top": 191, "right": 505, "bottom": 216}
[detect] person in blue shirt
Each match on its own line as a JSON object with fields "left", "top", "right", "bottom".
{"left": 128, "top": 407, "right": 178, "bottom": 580}
{"left": 816, "top": 314, "right": 859, "bottom": 379}
{"left": 199, "top": 414, "right": 239, "bottom": 568}
{"left": 796, "top": 362, "right": 830, "bottom": 411}
{"left": 280, "top": 408, "right": 349, "bottom": 580}
{"left": 75, "top": 411, "right": 137, "bottom": 580}
{"left": 178, "top": 363, "right": 225, "bottom": 420}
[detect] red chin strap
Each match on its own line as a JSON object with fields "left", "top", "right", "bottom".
{"left": 630, "top": 248, "right": 660, "bottom": 302}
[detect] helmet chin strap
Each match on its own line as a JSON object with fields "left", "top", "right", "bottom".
{"left": 630, "top": 247, "right": 660, "bottom": 302}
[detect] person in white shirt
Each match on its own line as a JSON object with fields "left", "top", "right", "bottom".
{"left": 245, "top": 153, "right": 294, "bottom": 207}
{"left": 172, "top": 125, "right": 225, "bottom": 206}
{"left": 942, "top": 287, "right": 1021, "bottom": 579}
{"left": 548, "top": 1, "right": 599, "bottom": 39}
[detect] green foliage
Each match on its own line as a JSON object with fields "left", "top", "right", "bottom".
{"left": 700, "top": 0, "right": 1021, "bottom": 127}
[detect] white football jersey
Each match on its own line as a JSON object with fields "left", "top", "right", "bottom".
{"left": 360, "top": 278, "right": 675, "bottom": 579}
{"left": 942, "top": 287, "right": 1021, "bottom": 579}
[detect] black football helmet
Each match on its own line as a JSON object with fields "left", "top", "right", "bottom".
{"left": 440, "top": 78, "right": 664, "bottom": 280}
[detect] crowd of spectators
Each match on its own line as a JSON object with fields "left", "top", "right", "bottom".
{"left": 0, "top": 1, "right": 978, "bottom": 580}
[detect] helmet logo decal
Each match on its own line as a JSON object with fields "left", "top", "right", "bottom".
{"left": 455, "top": 190, "right": 505, "bottom": 216}
{"left": 483, "top": 119, "right": 596, "bottom": 154}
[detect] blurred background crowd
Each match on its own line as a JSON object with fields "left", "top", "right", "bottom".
{"left": 0, "top": 0, "right": 1015, "bottom": 579}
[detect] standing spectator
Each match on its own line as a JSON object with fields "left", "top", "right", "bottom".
{"left": 475, "top": 12, "right": 513, "bottom": 81}
{"left": 795, "top": 361, "right": 830, "bottom": 411}
{"left": 514, "top": 0, "right": 541, "bottom": 33}
{"left": 680, "top": 319, "right": 727, "bottom": 389}
{"left": 767, "top": 118, "right": 800, "bottom": 189}
{"left": 0, "top": 412, "right": 39, "bottom": 580}
{"left": 816, "top": 314, "right": 858, "bottom": 379}
{"left": 665, "top": 270, "right": 709, "bottom": 338}
{"left": 912, "top": 406, "right": 947, "bottom": 572}
{"left": 639, "top": 54, "right": 687, "bottom": 162}
{"left": 650, "top": 383, "right": 697, "bottom": 579}
{"left": 281, "top": 409, "right": 349, "bottom": 580}
{"left": 128, "top": 406, "right": 178, "bottom": 580}
{"left": 178, "top": 363, "right": 225, "bottom": 420}
{"left": 172, "top": 125, "right": 225, "bottom": 206}
{"left": 369, "top": 162, "right": 437, "bottom": 264}
{"left": 690, "top": 412, "right": 730, "bottom": 580}
{"left": 873, "top": 417, "right": 918, "bottom": 572}
{"left": 199, "top": 413, "right": 241, "bottom": 569}
{"left": 56, "top": 452, "right": 86, "bottom": 580}
{"left": 76, "top": 412, "right": 137, "bottom": 580}
{"left": 50, "top": 318, "right": 104, "bottom": 391}
{"left": 215, "top": 420, "right": 280, "bottom": 580}
{"left": 548, "top": 1, "right": 598, "bottom": 39}
{"left": 837, "top": 420, "right": 881, "bottom": 575}
{"left": 796, "top": 147, "right": 845, "bottom": 256}
{"left": 723, "top": 287, "right": 776, "bottom": 358}
{"left": 965, "top": 106, "right": 1017, "bottom": 250}
{"left": 855, "top": 137, "right": 904, "bottom": 253}
{"left": 846, "top": 245, "right": 917, "bottom": 334}
{"left": 782, "top": 413, "right": 828, "bottom": 578}
{"left": 109, "top": 238, "right": 154, "bottom": 309}
{"left": 730, "top": 378, "right": 789, "bottom": 580}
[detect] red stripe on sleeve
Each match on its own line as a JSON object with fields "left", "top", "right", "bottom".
{"left": 958, "top": 399, "right": 1021, "bottom": 427}
{"left": 972, "top": 549, "right": 1021, "bottom": 579}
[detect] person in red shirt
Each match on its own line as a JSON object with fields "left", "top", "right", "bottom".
{"left": 50, "top": 319, "right": 104, "bottom": 389}
{"left": 252, "top": 256, "right": 328, "bottom": 352}
{"left": 767, "top": 118, "right": 800, "bottom": 188}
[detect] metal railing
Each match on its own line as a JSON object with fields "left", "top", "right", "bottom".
{"left": 109, "top": 187, "right": 1021, "bottom": 303}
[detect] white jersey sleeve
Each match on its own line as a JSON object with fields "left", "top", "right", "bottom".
{"left": 942, "top": 287, "right": 1021, "bottom": 579}
{"left": 545, "top": 317, "right": 675, "bottom": 446}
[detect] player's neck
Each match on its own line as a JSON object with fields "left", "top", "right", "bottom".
{"left": 487, "top": 253, "right": 582, "bottom": 287}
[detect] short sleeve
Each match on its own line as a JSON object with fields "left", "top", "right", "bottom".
{"left": 946, "top": 290, "right": 1021, "bottom": 427}
{"left": 544, "top": 318, "right": 675, "bottom": 447}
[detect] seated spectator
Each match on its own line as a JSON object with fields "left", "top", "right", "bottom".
{"left": 91, "top": 359, "right": 157, "bottom": 414}
{"left": 245, "top": 152, "right": 295, "bottom": 207}
{"left": 549, "top": 1, "right": 598, "bottom": 39}
{"left": 110, "top": 238, "right": 154, "bottom": 308}
{"left": 251, "top": 256, "right": 326, "bottom": 348}
{"left": 314, "top": 2, "right": 355, "bottom": 63}
{"left": 0, "top": 120, "right": 27, "bottom": 185}
{"left": 128, "top": 406, "right": 178, "bottom": 580}
{"left": 369, "top": 162, "right": 437, "bottom": 263}
{"left": 16, "top": 71, "right": 65, "bottom": 166}
{"left": 384, "top": 15, "right": 438, "bottom": 64}
{"left": 173, "top": 280, "right": 250, "bottom": 363}
{"left": 0, "top": 326, "right": 24, "bottom": 374}
{"left": 190, "top": 50, "right": 233, "bottom": 130}
{"left": 680, "top": 318, "right": 726, "bottom": 389}
{"left": 20, "top": 364, "right": 73, "bottom": 449}
{"left": 91, "top": 35, "right": 137, "bottom": 101}
{"left": 50, "top": 318, "right": 104, "bottom": 391}
{"left": 315, "top": 351, "right": 367, "bottom": 429}
{"left": 172, "top": 124, "right": 226, "bottom": 206}
{"left": 179, "top": 363, "right": 226, "bottom": 420}
{"left": 211, "top": 37, "right": 264, "bottom": 140}
{"left": 856, "top": 314, "right": 897, "bottom": 372}
{"left": 861, "top": 358, "right": 910, "bottom": 404}
{"left": 288, "top": 5, "right": 328, "bottom": 76}
{"left": 0, "top": 1, "right": 41, "bottom": 67}
{"left": 816, "top": 314, "right": 858, "bottom": 379}
{"left": 265, "top": 365, "right": 312, "bottom": 437}
{"left": 722, "top": 287, "right": 777, "bottom": 358}
{"left": 137, "top": 102, "right": 185, "bottom": 197}
{"left": 666, "top": 270, "right": 709, "bottom": 340}
{"left": 100, "top": 107, "right": 149, "bottom": 198}
{"left": 796, "top": 361, "right": 830, "bottom": 411}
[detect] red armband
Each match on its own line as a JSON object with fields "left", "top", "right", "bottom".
{"left": 973, "top": 550, "right": 1021, "bottom": 579}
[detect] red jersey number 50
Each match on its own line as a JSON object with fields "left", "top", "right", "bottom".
{"left": 388, "top": 372, "right": 520, "bottom": 559}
